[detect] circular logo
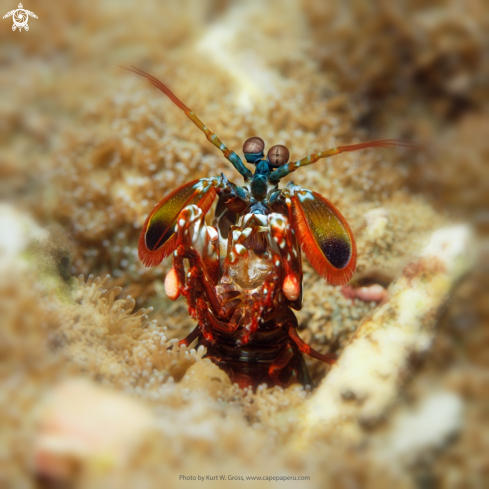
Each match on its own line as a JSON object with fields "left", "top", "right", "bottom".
{"left": 3, "top": 3, "right": 37, "bottom": 32}
{"left": 13, "top": 8, "right": 28, "bottom": 30}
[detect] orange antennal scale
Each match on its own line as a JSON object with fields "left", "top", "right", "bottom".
{"left": 138, "top": 179, "right": 217, "bottom": 267}
{"left": 288, "top": 187, "right": 357, "bottom": 286}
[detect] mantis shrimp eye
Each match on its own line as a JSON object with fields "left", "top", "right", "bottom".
{"left": 267, "top": 145, "right": 289, "bottom": 167}
{"left": 243, "top": 137, "right": 265, "bottom": 155}
{"left": 243, "top": 137, "right": 265, "bottom": 163}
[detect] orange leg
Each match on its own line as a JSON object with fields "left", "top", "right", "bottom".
{"left": 268, "top": 345, "right": 294, "bottom": 386}
{"left": 205, "top": 307, "right": 242, "bottom": 334}
{"left": 288, "top": 325, "right": 336, "bottom": 365}
{"left": 178, "top": 325, "right": 201, "bottom": 347}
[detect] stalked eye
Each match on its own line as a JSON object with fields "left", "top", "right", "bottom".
{"left": 267, "top": 145, "right": 289, "bottom": 167}
{"left": 243, "top": 137, "right": 265, "bottom": 155}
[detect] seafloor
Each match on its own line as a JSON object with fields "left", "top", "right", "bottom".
{"left": 1, "top": 1, "right": 488, "bottom": 487}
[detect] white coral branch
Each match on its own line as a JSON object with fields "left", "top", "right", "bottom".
{"left": 301, "top": 225, "right": 474, "bottom": 441}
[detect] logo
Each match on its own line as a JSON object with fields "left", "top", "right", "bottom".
{"left": 3, "top": 3, "right": 37, "bottom": 32}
